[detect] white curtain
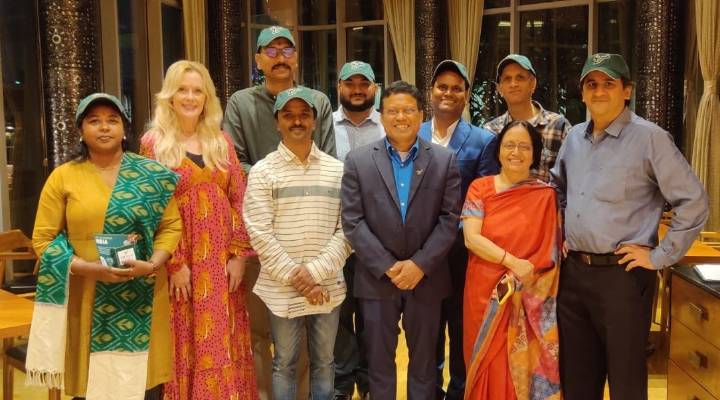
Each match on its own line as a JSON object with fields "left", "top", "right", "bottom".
{"left": 691, "top": 0, "right": 720, "bottom": 230}
{"left": 384, "top": 0, "right": 416, "bottom": 84}
{"left": 182, "top": 0, "right": 207, "bottom": 65}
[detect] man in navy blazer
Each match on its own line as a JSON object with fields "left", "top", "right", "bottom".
{"left": 418, "top": 60, "right": 498, "bottom": 400}
{"left": 341, "top": 81, "right": 462, "bottom": 400}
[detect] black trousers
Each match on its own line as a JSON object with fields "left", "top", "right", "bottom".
{"left": 435, "top": 231, "right": 467, "bottom": 400}
{"left": 360, "top": 294, "right": 442, "bottom": 400}
{"left": 333, "top": 254, "right": 369, "bottom": 396}
{"left": 558, "top": 254, "right": 656, "bottom": 400}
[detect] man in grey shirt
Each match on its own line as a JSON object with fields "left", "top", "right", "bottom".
{"left": 332, "top": 61, "right": 384, "bottom": 400}
{"left": 551, "top": 53, "right": 708, "bottom": 400}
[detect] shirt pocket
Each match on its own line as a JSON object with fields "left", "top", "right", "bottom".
{"left": 593, "top": 166, "right": 626, "bottom": 203}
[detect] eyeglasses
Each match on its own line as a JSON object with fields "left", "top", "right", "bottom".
{"left": 262, "top": 47, "right": 296, "bottom": 58}
{"left": 501, "top": 142, "right": 532, "bottom": 152}
{"left": 384, "top": 108, "right": 418, "bottom": 117}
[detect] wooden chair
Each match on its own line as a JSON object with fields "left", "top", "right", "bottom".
{"left": 0, "top": 230, "right": 38, "bottom": 298}
{"left": 3, "top": 343, "right": 62, "bottom": 400}
{"left": 700, "top": 231, "right": 720, "bottom": 250}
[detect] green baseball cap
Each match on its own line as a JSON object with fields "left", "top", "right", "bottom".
{"left": 257, "top": 26, "right": 296, "bottom": 51}
{"left": 274, "top": 86, "right": 316, "bottom": 114}
{"left": 75, "top": 93, "right": 130, "bottom": 126}
{"left": 580, "top": 53, "right": 631, "bottom": 82}
{"left": 432, "top": 60, "right": 470, "bottom": 88}
{"left": 496, "top": 54, "right": 536, "bottom": 82}
{"left": 339, "top": 61, "right": 375, "bottom": 82}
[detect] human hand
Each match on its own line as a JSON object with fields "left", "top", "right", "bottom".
{"left": 290, "top": 265, "right": 317, "bottom": 294}
{"left": 305, "top": 285, "right": 330, "bottom": 305}
{"left": 170, "top": 264, "right": 192, "bottom": 301}
{"left": 562, "top": 241, "right": 568, "bottom": 258}
{"left": 385, "top": 261, "right": 402, "bottom": 279}
{"left": 226, "top": 256, "right": 247, "bottom": 293}
{"left": 73, "top": 259, "right": 132, "bottom": 283}
{"left": 115, "top": 259, "right": 155, "bottom": 278}
{"left": 507, "top": 256, "right": 534, "bottom": 285}
{"left": 391, "top": 260, "right": 425, "bottom": 290}
{"left": 615, "top": 244, "right": 655, "bottom": 271}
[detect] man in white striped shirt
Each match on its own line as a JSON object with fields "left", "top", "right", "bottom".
{"left": 243, "top": 86, "right": 352, "bottom": 400}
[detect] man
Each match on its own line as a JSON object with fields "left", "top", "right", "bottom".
{"left": 551, "top": 53, "right": 708, "bottom": 400}
{"left": 485, "top": 54, "right": 571, "bottom": 182}
{"left": 341, "top": 81, "right": 462, "bottom": 400}
{"left": 244, "top": 86, "right": 351, "bottom": 400}
{"left": 332, "top": 60, "right": 384, "bottom": 400}
{"left": 223, "top": 25, "right": 334, "bottom": 399}
{"left": 418, "top": 59, "right": 498, "bottom": 400}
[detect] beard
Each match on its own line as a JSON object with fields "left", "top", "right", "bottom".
{"left": 340, "top": 95, "right": 375, "bottom": 112}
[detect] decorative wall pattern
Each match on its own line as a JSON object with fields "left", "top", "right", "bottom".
{"left": 207, "top": 0, "right": 245, "bottom": 108}
{"left": 634, "top": 0, "right": 683, "bottom": 141}
{"left": 415, "top": 0, "right": 445, "bottom": 117}
{"left": 39, "top": 0, "right": 101, "bottom": 167}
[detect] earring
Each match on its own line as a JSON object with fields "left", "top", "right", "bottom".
{"left": 123, "top": 136, "right": 127, "bottom": 140}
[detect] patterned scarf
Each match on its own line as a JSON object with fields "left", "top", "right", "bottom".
{"left": 26, "top": 153, "right": 178, "bottom": 399}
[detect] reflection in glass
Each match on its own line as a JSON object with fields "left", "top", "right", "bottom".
{"left": 469, "top": 14, "right": 510, "bottom": 127}
{"left": 0, "top": 0, "right": 46, "bottom": 236}
{"left": 161, "top": 4, "right": 184, "bottom": 73}
{"left": 346, "top": 26, "right": 384, "bottom": 87}
{"left": 345, "top": 0, "right": 383, "bottom": 22}
{"left": 520, "top": 6, "right": 588, "bottom": 125}
{"left": 300, "top": 30, "right": 337, "bottom": 106}
{"left": 251, "top": 0, "right": 295, "bottom": 26}
{"left": 598, "top": 0, "right": 636, "bottom": 75}
{"left": 300, "top": 0, "right": 336, "bottom": 25}
{"left": 485, "top": 0, "right": 510, "bottom": 8}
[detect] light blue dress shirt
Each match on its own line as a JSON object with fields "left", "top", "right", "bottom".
{"left": 333, "top": 107, "right": 385, "bottom": 161}
{"left": 551, "top": 108, "right": 708, "bottom": 269}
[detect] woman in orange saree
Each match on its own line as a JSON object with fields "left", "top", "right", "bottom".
{"left": 462, "top": 120, "right": 561, "bottom": 400}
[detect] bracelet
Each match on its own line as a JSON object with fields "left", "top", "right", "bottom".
{"left": 69, "top": 256, "right": 79, "bottom": 275}
{"left": 499, "top": 250, "right": 507, "bottom": 266}
{"left": 147, "top": 259, "right": 160, "bottom": 273}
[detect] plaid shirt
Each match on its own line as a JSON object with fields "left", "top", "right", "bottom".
{"left": 484, "top": 101, "right": 571, "bottom": 182}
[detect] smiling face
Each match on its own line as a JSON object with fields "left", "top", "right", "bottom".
{"left": 497, "top": 62, "right": 536, "bottom": 106}
{"left": 170, "top": 70, "right": 206, "bottom": 124}
{"left": 80, "top": 103, "right": 125, "bottom": 156}
{"left": 380, "top": 93, "right": 423, "bottom": 147}
{"left": 276, "top": 98, "right": 316, "bottom": 146}
{"left": 255, "top": 37, "right": 298, "bottom": 83}
{"left": 338, "top": 75, "right": 376, "bottom": 112}
{"left": 430, "top": 70, "right": 468, "bottom": 119}
{"left": 581, "top": 70, "right": 632, "bottom": 121}
{"left": 498, "top": 125, "right": 533, "bottom": 175}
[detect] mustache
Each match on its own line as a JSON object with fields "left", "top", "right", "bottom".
{"left": 272, "top": 63, "right": 291, "bottom": 70}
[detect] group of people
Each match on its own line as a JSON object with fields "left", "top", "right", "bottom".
{"left": 25, "top": 24, "right": 709, "bottom": 400}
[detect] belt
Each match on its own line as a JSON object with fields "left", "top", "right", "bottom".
{"left": 568, "top": 251, "right": 623, "bottom": 267}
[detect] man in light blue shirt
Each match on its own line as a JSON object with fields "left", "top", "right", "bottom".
{"left": 551, "top": 53, "right": 708, "bottom": 400}
{"left": 332, "top": 61, "right": 384, "bottom": 400}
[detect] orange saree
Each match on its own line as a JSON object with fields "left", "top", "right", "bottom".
{"left": 462, "top": 176, "right": 561, "bottom": 400}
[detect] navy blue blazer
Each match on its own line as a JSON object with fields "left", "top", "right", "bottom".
{"left": 418, "top": 118, "right": 499, "bottom": 199}
{"left": 341, "top": 137, "right": 462, "bottom": 302}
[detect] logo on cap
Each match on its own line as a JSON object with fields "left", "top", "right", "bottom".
{"left": 350, "top": 61, "right": 363, "bottom": 70}
{"left": 592, "top": 53, "right": 611, "bottom": 65}
{"left": 270, "top": 26, "right": 282, "bottom": 34}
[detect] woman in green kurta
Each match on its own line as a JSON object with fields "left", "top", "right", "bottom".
{"left": 29, "top": 93, "right": 182, "bottom": 399}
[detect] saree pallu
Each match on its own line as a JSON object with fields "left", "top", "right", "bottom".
{"left": 463, "top": 178, "right": 561, "bottom": 400}
{"left": 26, "top": 153, "right": 178, "bottom": 400}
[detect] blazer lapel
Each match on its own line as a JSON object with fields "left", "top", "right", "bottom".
{"left": 448, "top": 119, "right": 470, "bottom": 155}
{"left": 372, "top": 145, "right": 401, "bottom": 211}
{"left": 408, "top": 141, "right": 432, "bottom": 206}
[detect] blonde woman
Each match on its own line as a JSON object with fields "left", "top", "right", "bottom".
{"left": 141, "top": 60, "right": 258, "bottom": 400}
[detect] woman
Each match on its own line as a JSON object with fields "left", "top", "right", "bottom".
{"left": 141, "top": 60, "right": 257, "bottom": 400}
{"left": 462, "top": 120, "right": 561, "bottom": 400}
{"left": 28, "top": 93, "right": 182, "bottom": 400}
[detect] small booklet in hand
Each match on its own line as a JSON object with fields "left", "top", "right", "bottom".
{"left": 94, "top": 233, "right": 138, "bottom": 268}
{"left": 694, "top": 264, "right": 720, "bottom": 282}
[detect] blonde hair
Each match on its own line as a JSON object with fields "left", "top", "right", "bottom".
{"left": 146, "top": 60, "right": 229, "bottom": 170}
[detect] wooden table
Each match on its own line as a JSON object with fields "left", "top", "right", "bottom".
{"left": 1, "top": 289, "right": 34, "bottom": 400}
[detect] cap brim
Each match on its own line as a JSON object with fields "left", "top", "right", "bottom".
{"left": 580, "top": 67, "right": 622, "bottom": 81}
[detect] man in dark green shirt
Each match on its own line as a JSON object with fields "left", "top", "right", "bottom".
{"left": 223, "top": 26, "right": 336, "bottom": 172}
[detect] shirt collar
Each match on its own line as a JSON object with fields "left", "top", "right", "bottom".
{"left": 431, "top": 117, "right": 460, "bottom": 138}
{"left": 277, "top": 141, "right": 321, "bottom": 164}
{"left": 501, "top": 100, "right": 549, "bottom": 127}
{"left": 334, "top": 106, "right": 382, "bottom": 127}
{"left": 384, "top": 137, "right": 420, "bottom": 161}
{"left": 585, "top": 107, "right": 632, "bottom": 139}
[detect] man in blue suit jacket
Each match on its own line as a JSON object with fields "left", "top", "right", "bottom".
{"left": 341, "top": 81, "right": 462, "bottom": 400}
{"left": 418, "top": 60, "right": 499, "bottom": 400}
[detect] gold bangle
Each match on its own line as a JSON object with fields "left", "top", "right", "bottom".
{"left": 499, "top": 250, "right": 507, "bottom": 266}
{"left": 148, "top": 259, "right": 160, "bottom": 273}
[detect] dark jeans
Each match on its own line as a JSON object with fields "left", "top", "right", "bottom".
{"left": 334, "top": 254, "right": 369, "bottom": 396}
{"left": 73, "top": 384, "right": 162, "bottom": 400}
{"left": 435, "top": 232, "right": 467, "bottom": 400}
{"left": 558, "top": 254, "right": 656, "bottom": 400}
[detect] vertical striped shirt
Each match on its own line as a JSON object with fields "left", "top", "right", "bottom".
{"left": 243, "top": 142, "right": 351, "bottom": 318}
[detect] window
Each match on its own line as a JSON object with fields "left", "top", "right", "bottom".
{"left": 246, "top": 0, "right": 392, "bottom": 108}
{"left": 470, "top": 0, "right": 636, "bottom": 126}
